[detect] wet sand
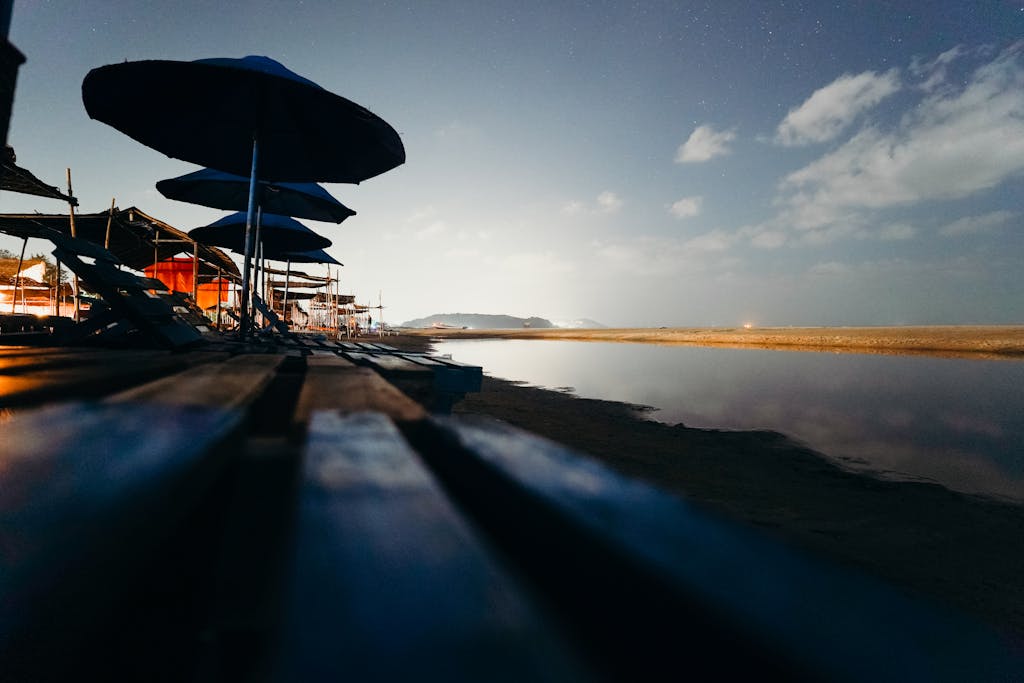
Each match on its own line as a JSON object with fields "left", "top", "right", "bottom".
{"left": 385, "top": 330, "right": 1024, "bottom": 637}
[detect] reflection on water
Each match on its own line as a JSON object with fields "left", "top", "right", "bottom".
{"left": 435, "top": 339, "right": 1024, "bottom": 503}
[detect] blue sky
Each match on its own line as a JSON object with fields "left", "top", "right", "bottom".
{"left": 3, "top": 1, "right": 1023, "bottom": 326}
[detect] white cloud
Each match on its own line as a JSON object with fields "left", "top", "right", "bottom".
{"left": 939, "top": 210, "right": 1016, "bottom": 237}
{"left": 911, "top": 45, "right": 968, "bottom": 92}
{"left": 809, "top": 261, "right": 853, "bottom": 276}
{"left": 775, "top": 69, "right": 900, "bottom": 146}
{"left": 669, "top": 196, "right": 702, "bottom": 219}
{"left": 561, "top": 200, "right": 586, "bottom": 216}
{"left": 675, "top": 124, "right": 736, "bottom": 163}
{"left": 878, "top": 223, "right": 917, "bottom": 241}
{"left": 778, "top": 43, "right": 1024, "bottom": 235}
{"left": 596, "top": 190, "right": 623, "bottom": 214}
{"left": 502, "top": 251, "right": 576, "bottom": 275}
{"left": 414, "top": 220, "right": 447, "bottom": 240}
{"left": 563, "top": 191, "right": 624, "bottom": 216}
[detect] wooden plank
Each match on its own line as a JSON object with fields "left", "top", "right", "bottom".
{"left": 293, "top": 355, "right": 425, "bottom": 425}
{"left": 0, "top": 350, "right": 227, "bottom": 408}
{"left": 0, "top": 400, "right": 244, "bottom": 676}
{"left": 107, "top": 354, "right": 284, "bottom": 410}
{"left": 418, "top": 416, "right": 1024, "bottom": 683}
{"left": 400, "top": 353, "right": 482, "bottom": 393}
{"left": 273, "top": 411, "right": 589, "bottom": 681}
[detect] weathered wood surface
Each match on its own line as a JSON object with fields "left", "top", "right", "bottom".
{"left": 275, "top": 411, "right": 589, "bottom": 681}
{"left": 108, "top": 353, "right": 284, "bottom": 409}
{"left": 0, "top": 401, "right": 244, "bottom": 676}
{"left": 413, "top": 416, "right": 1022, "bottom": 683}
{"left": 3, "top": 340, "right": 1016, "bottom": 680}
{"left": 0, "top": 349, "right": 228, "bottom": 408}
{"left": 294, "top": 354, "right": 425, "bottom": 425}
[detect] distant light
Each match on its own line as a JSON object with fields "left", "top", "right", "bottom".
{"left": 743, "top": 322, "right": 754, "bottom": 329}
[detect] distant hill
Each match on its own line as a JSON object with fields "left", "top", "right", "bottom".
{"left": 401, "top": 313, "right": 556, "bottom": 329}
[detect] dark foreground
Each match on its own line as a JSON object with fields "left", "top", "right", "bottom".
{"left": 385, "top": 334, "right": 1024, "bottom": 637}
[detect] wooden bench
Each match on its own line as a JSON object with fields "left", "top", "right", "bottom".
{"left": 1, "top": 349, "right": 1020, "bottom": 681}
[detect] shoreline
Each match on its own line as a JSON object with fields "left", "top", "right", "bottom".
{"left": 382, "top": 333, "right": 1024, "bottom": 637}
{"left": 401, "top": 325, "right": 1024, "bottom": 360}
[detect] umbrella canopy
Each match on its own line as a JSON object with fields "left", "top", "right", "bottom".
{"left": 267, "top": 247, "right": 342, "bottom": 266}
{"left": 82, "top": 54, "right": 403, "bottom": 337}
{"left": 82, "top": 56, "right": 405, "bottom": 183}
{"left": 156, "top": 168, "right": 356, "bottom": 223}
{"left": 190, "top": 212, "right": 330, "bottom": 253}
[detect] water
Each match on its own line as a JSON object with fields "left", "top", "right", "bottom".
{"left": 434, "top": 339, "right": 1024, "bottom": 503}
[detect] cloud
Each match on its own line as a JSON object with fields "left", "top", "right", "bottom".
{"left": 596, "top": 191, "right": 623, "bottom": 214}
{"left": 563, "top": 191, "right": 623, "bottom": 216}
{"left": 414, "top": 220, "right": 447, "bottom": 240}
{"left": 675, "top": 124, "right": 736, "bottom": 163}
{"left": 910, "top": 45, "right": 968, "bottom": 92}
{"left": 878, "top": 223, "right": 917, "bottom": 241}
{"left": 938, "top": 210, "right": 1016, "bottom": 237}
{"left": 775, "top": 68, "right": 900, "bottom": 146}
{"left": 669, "top": 196, "right": 702, "bottom": 219}
{"left": 777, "top": 43, "right": 1024, "bottom": 235}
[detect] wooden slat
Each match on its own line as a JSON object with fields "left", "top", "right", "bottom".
{"left": 400, "top": 353, "right": 482, "bottom": 393}
{"left": 0, "top": 350, "right": 228, "bottom": 408}
{"left": 274, "top": 411, "right": 589, "bottom": 681}
{"left": 0, "top": 400, "right": 244, "bottom": 676}
{"left": 107, "top": 353, "right": 284, "bottom": 409}
{"left": 417, "top": 416, "right": 1023, "bottom": 683}
{"left": 293, "top": 355, "right": 425, "bottom": 425}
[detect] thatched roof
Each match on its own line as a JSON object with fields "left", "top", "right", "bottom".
{"left": 0, "top": 206, "right": 239, "bottom": 276}
{"left": 0, "top": 147, "right": 77, "bottom": 205}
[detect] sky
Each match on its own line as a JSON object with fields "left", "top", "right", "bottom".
{"left": 2, "top": 1, "right": 1023, "bottom": 327}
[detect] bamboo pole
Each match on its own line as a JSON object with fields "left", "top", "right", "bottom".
{"left": 11, "top": 235, "right": 25, "bottom": 314}
{"left": 66, "top": 169, "right": 80, "bottom": 322}
{"left": 103, "top": 197, "right": 115, "bottom": 250}
{"left": 192, "top": 242, "right": 199, "bottom": 302}
{"left": 215, "top": 267, "right": 222, "bottom": 329}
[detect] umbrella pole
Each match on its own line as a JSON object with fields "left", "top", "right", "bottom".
{"left": 239, "top": 137, "right": 260, "bottom": 339}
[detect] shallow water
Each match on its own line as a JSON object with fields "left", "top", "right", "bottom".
{"left": 434, "top": 338, "right": 1024, "bottom": 503}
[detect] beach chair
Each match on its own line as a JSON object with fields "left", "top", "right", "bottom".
{"left": 48, "top": 231, "right": 205, "bottom": 349}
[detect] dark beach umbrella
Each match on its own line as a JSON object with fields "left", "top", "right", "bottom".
{"left": 82, "top": 55, "right": 404, "bottom": 335}
{"left": 190, "top": 212, "right": 331, "bottom": 254}
{"left": 82, "top": 56, "right": 404, "bottom": 183}
{"left": 259, "top": 246, "right": 343, "bottom": 323}
{"left": 272, "top": 248, "right": 342, "bottom": 266}
{"left": 156, "top": 168, "right": 356, "bottom": 224}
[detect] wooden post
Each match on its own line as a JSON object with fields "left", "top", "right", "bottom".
{"left": 283, "top": 259, "right": 291, "bottom": 325}
{"left": 103, "top": 198, "right": 115, "bottom": 250}
{"left": 66, "top": 168, "right": 80, "bottom": 322}
{"left": 192, "top": 242, "right": 199, "bottom": 302}
{"left": 215, "top": 267, "right": 222, "bottom": 329}
{"left": 10, "top": 235, "right": 25, "bottom": 314}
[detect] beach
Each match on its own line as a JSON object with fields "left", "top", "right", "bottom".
{"left": 386, "top": 328, "right": 1024, "bottom": 637}
{"left": 403, "top": 325, "right": 1024, "bottom": 359}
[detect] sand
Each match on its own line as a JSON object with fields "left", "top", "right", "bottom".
{"left": 384, "top": 329, "right": 1024, "bottom": 637}
{"left": 403, "top": 325, "right": 1024, "bottom": 360}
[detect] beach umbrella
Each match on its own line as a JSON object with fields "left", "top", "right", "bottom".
{"left": 82, "top": 55, "right": 404, "bottom": 336}
{"left": 156, "top": 168, "right": 356, "bottom": 224}
{"left": 275, "top": 248, "right": 343, "bottom": 266}
{"left": 190, "top": 211, "right": 330, "bottom": 254}
{"left": 258, "top": 246, "right": 343, "bottom": 324}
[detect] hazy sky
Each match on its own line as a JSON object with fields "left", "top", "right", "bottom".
{"left": 3, "top": 1, "right": 1023, "bottom": 326}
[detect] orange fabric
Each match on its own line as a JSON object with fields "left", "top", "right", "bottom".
{"left": 145, "top": 258, "right": 231, "bottom": 309}
{"left": 197, "top": 278, "right": 231, "bottom": 310}
{"left": 144, "top": 257, "right": 196, "bottom": 294}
